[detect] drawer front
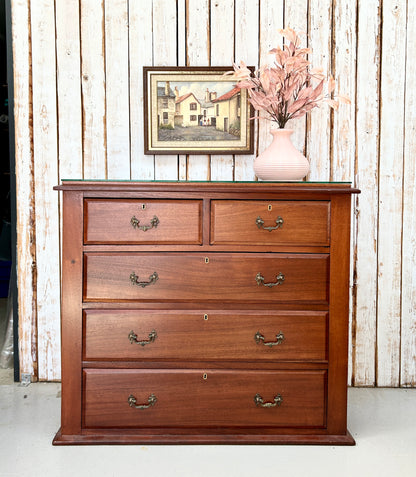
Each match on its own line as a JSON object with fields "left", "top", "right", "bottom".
{"left": 84, "top": 310, "right": 328, "bottom": 361}
{"left": 83, "top": 369, "right": 327, "bottom": 428}
{"left": 83, "top": 253, "right": 329, "bottom": 304}
{"left": 211, "top": 200, "right": 330, "bottom": 246}
{"left": 84, "top": 199, "right": 202, "bottom": 244}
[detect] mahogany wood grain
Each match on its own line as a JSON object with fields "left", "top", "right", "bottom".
{"left": 83, "top": 369, "right": 327, "bottom": 428}
{"left": 83, "top": 310, "right": 328, "bottom": 361}
{"left": 53, "top": 429, "right": 355, "bottom": 445}
{"left": 84, "top": 199, "right": 202, "bottom": 244}
{"left": 55, "top": 181, "right": 360, "bottom": 195}
{"left": 83, "top": 252, "right": 329, "bottom": 303}
{"left": 54, "top": 181, "right": 359, "bottom": 445}
{"left": 327, "top": 194, "right": 352, "bottom": 435}
{"left": 60, "top": 191, "right": 83, "bottom": 435}
{"left": 211, "top": 200, "right": 330, "bottom": 246}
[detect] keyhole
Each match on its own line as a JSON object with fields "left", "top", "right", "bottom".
{"left": 268, "top": 204, "right": 272, "bottom": 211}
{"left": 202, "top": 373, "right": 208, "bottom": 380}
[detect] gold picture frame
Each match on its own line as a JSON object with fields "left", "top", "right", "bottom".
{"left": 143, "top": 66, "right": 254, "bottom": 155}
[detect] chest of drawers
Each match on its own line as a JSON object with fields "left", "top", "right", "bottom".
{"left": 53, "top": 181, "right": 359, "bottom": 445}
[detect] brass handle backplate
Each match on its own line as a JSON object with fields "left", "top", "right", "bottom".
{"left": 256, "top": 215, "right": 284, "bottom": 232}
{"left": 128, "top": 329, "right": 157, "bottom": 346}
{"left": 128, "top": 393, "right": 157, "bottom": 409}
{"left": 130, "top": 271, "right": 159, "bottom": 288}
{"left": 130, "top": 215, "right": 159, "bottom": 231}
{"left": 254, "top": 393, "right": 283, "bottom": 408}
{"left": 254, "top": 331, "right": 285, "bottom": 347}
{"left": 255, "top": 272, "right": 285, "bottom": 287}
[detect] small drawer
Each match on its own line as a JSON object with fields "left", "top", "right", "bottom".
{"left": 211, "top": 200, "right": 330, "bottom": 246}
{"left": 83, "top": 252, "right": 329, "bottom": 304}
{"left": 84, "top": 199, "right": 202, "bottom": 244}
{"left": 83, "top": 310, "right": 328, "bottom": 361}
{"left": 83, "top": 369, "right": 327, "bottom": 428}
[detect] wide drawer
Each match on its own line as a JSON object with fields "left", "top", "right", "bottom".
{"left": 83, "top": 369, "right": 327, "bottom": 428}
{"left": 83, "top": 253, "right": 329, "bottom": 304}
{"left": 211, "top": 200, "right": 330, "bottom": 246}
{"left": 83, "top": 310, "right": 328, "bottom": 361}
{"left": 84, "top": 199, "right": 202, "bottom": 244}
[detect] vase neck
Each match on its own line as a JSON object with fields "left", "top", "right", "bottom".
{"left": 270, "top": 128, "right": 294, "bottom": 138}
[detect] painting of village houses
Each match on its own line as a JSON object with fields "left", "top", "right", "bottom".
{"left": 157, "top": 80, "right": 242, "bottom": 142}
{"left": 144, "top": 68, "right": 253, "bottom": 154}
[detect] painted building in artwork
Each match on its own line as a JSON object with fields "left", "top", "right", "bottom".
{"left": 157, "top": 81, "right": 176, "bottom": 128}
{"left": 174, "top": 89, "right": 201, "bottom": 127}
{"left": 199, "top": 88, "right": 217, "bottom": 126}
{"left": 212, "top": 86, "right": 241, "bottom": 135}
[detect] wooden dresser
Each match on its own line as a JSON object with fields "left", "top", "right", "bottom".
{"left": 53, "top": 181, "right": 359, "bottom": 445}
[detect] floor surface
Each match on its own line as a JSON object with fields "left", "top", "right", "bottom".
{"left": 0, "top": 377, "right": 415, "bottom": 477}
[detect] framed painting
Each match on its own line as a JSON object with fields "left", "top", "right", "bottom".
{"left": 143, "top": 66, "right": 254, "bottom": 155}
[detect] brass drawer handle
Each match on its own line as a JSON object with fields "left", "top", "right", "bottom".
{"left": 255, "top": 272, "right": 285, "bottom": 287}
{"left": 254, "top": 393, "right": 283, "bottom": 408}
{"left": 130, "top": 271, "right": 159, "bottom": 288}
{"left": 128, "top": 329, "right": 157, "bottom": 346}
{"left": 130, "top": 215, "right": 159, "bottom": 231}
{"left": 256, "top": 215, "right": 284, "bottom": 231}
{"left": 128, "top": 393, "right": 157, "bottom": 409}
{"left": 254, "top": 331, "right": 285, "bottom": 347}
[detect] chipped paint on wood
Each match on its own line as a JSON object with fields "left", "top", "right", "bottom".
{"left": 12, "top": 0, "right": 37, "bottom": 380}
{"left": 105, "top": 0, "right": 131, "bottom": 179}
{"left": 401, "top": 0, "right": 416, "bottom": 387}
{"left": 376, "top": 0, "right": 406, "bottom": 387}
{"left": 30, "top": 0, "right": 61, "bottom": 381}
{"left": 352, "top": 0, "right": 381, "bottom": 387}
{"left": 80, "top": 0, "right": 107, "bottom": 179}
{"left": 129, "top": 0, "right": 154, "bottom": 180}
{"left": 12, "top": 0, "right": 416, "bottom": 387}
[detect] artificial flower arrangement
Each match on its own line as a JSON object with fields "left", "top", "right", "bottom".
{"left": 225, "top": 28, "right": 349, "bottom": 180}
{"left": 227, "top": 27, "right": 350, "bottom": 129}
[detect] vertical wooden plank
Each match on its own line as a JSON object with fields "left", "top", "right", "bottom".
{"left": 12, "top": 0, "right": 37, "bottom": 380}
{"left": 55, "top": 0, "right": 82, "bottom": 180}
{"left": 352, "top": 0, "right": 380, "bottom": 387}
{"left": 210, "top": 0, "right": 234, "bottom": 181}
{"left": 129, "top": 0, "right": 154, "bottom": 180}
{"left": 234, "top": 0, "right": 258, "bottom": 181}
{"left": 400, "top": 0, "right": 416, "bottom": 387}
{"left": 178, "top": 0, "right": 188, "bottom": 180}
{"left": 307, "top": 0, "right": 332, "bottom": 181}
{"left": 377, "top": 0, "right": 406, "bottom": 387}
{"left": 284, "top": 0, "right": 308, "bottom": 154}
{"left": 258, "top": 0, "right": 284, "bottom": 159}
{"left": 30, "top": 0, "right": 61, "bottom": 381}
{"left": 332, "top": 0, "right": 357, "bottom": 385}
{"left": 152, "top": 0, "right": 178, "bottom": 180}
{"left": 186, "top": 0, "right": 211, "bottom": 180}
{"left": 105, "top": 0, "right": 130, "bottom": 179}
{"left": 80, "top": 0, "right": 107, "bottom": 179}
{"left": 332, "top": 0, "right": 356, "bottom": 182}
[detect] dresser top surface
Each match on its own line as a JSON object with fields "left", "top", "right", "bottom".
{"left": 55, "top": 180, "right": 360, "bottom": 195}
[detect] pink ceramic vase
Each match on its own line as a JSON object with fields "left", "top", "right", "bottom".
{"left": 253, "top": 129, "right": 310, "bottom": 181}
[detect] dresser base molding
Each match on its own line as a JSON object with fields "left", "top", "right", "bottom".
{"left": 53, "top": 428, "right": 355, "bottom": 446}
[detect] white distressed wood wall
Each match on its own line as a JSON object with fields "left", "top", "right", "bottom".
{"left": 11, "top": 0, "right": 416, "bottom": 386}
